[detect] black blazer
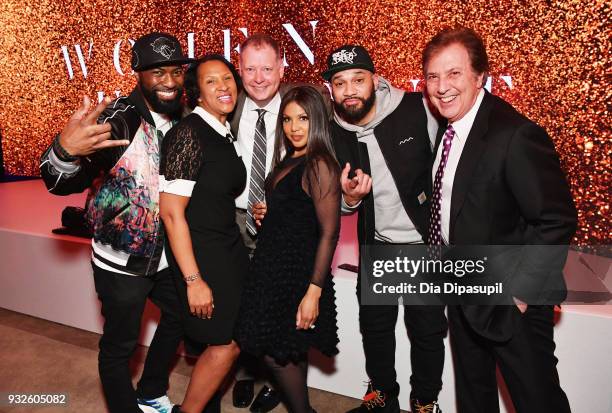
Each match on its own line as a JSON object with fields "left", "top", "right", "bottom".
{"left": 432, "top": 91, "right": 577, "bottom": 340}
{"left": 332, "top": 92, "right": 432, "bottom": 247}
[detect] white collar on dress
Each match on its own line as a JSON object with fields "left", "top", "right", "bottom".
{"left": 192, "top": 106, "right": 235, "bottom": 140}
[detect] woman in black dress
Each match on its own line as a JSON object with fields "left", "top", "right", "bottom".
{"left": 159, "top": 55, "right": 248, "bottom": 413}
{"left": 235, "top": 86, "right": 341, "bottom": 413}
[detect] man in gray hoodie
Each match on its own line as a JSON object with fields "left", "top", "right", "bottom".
{"left": 324, "top": 45, "right": 446, "bottom": 413}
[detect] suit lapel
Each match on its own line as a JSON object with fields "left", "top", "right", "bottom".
{"left": 431, "top": 121, "right": 448, "bottom": 188}
{"left": 433, "top": 121, "right": 447, "bottom": 156}
{"left": 229, "top": 91, "right": 247, "bottom": 135}
{"left": 232, "top": 85, "right": 292, "bottom": 135}
{"left": 449, "top": 93, "right": 492, "bottom": 241}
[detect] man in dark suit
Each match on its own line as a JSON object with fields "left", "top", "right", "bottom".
{"left": 228, "top": 33, "right": 285, "bottom": 413}
{"left": 325, "top": 45, "right": 446, "bottom": 413}
{"left": 422, "top": 28, "right": 577, "bottom": 412}
{"left": 229, "top": 33, "right": 330, "bottom": 413}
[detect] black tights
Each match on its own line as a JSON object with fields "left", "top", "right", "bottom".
{"left": 262, "top": 355, "right": 312, "bottom": 413}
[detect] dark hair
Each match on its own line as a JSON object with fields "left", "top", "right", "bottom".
{"left": 184, "top": 54, "right": 242, "bottom": 109}
{"left": 422, "top": 27, "right": 489, "bottom": 79}
{"left": 240, "top": 33, "right": 281, "bottom": 60}
{"left": 271, "top": 86, "right": 339, "bottom": 190}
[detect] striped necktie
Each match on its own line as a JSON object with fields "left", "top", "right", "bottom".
{"left": 246, "top": 109, "right": 267, "bottom": 235}
{"left": 428, "top": 124, "right": 456, "bottom": 246}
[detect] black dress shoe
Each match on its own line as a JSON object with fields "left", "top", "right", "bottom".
{"left": 233, "top": 379, "right": 255, "bottom": 408}
{"left": 249, "top": 385, "right": 281, "bottom": 413}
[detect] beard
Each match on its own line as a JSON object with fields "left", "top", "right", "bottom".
{"left": 333, "top": 86, "right": 376, "bottom": 124}
{"left": 140, "top": 85, "right": 183, "bottom": 115}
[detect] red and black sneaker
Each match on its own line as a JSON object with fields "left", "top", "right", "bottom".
{"left": 346, "top": 383, "right": 400, "bottom": 413}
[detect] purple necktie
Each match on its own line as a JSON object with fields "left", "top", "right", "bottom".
{"left": 428, "top": 124, "right": 455, "bottom": 246}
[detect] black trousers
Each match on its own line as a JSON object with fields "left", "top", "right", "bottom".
{"left": 92, "top": 264, "right": 183, "bottom": 413}
{"left": 449, "top": 305, "right": 571, "bottom": 413}
{"left": 358, "top": 296, "right": 447, "bottom": 401}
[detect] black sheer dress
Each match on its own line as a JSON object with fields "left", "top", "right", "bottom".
{"left": 235, "top": 154, "right": 340, "bottom": 364}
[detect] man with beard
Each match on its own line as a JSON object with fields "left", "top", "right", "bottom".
{"left": 40, "top": 33, "right": 191, "bottom": 413}
{"left": 323, "top": 45, "right": 446, "bottom": 413}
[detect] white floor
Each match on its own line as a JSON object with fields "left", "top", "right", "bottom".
{"left": 2, "top": 180, "right": 611, "bottom": 412}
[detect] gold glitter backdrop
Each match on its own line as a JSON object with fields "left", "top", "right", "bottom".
{"left": 0, "top": 0, "right": 609, "bottom": 245}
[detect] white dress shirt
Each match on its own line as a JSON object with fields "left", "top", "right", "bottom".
{"left": 234, "top": 93, "right": 281, "bottom": 210}
{"left": 432, "top": 89, "right": 485, "bottom": 244}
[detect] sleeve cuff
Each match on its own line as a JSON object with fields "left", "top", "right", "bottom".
{"left": 341, "top": 194, "right": 361, "bottom": 213}
{"left": 160, "top": 175, "right": 195, "bottom": 197}
{"left": 309, "top": 280, "right": 324, "bottom": 288}
{"left": 48, "top": 148, "right": 81, "bottom": 174}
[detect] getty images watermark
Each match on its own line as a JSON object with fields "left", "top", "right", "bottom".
{"left": 358, "top": 245, "right": 609, "bottom": 306}
{"left": 371, "top": 254, "right": 502, "bottom": 297}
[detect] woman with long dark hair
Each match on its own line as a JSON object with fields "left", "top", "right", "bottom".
{"left": 159, "top": 55, "right": 248, "bottom": 413}
{"left": 235, "top": 85, "right": 341, "bottom": 413}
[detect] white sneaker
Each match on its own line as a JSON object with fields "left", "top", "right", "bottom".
{"left": 138, "top": 405, "right": 159, "bottom": 413}
{"left": 137, "top": 395, "right": 174, "bottom": 413}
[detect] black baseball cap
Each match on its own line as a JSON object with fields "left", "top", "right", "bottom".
{"left": 322, "top": 45, "right": 375, "bottom": 81}
{"left": 131, "top": 32, "right": 194, "bottom": 72}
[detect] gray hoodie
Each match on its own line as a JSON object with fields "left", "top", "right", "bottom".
{"left": 335, "top": 77, "right": 423, "bottom": 243}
